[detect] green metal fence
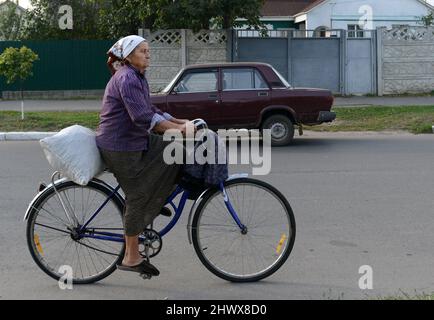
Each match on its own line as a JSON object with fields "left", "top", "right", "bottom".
{"left": 0, "top": 40, "right": 116, "bottom": 94}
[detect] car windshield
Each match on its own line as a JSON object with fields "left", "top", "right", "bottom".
{"left": 162, "top": 69, "right": 184, "bottom": 93}
{"left": 272, "top": 67, "right": 291, "bottom": 88}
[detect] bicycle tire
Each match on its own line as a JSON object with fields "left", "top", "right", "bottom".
{"left": 191, "top": 177, "right": 296, "bottom": 282}
{"left": 26, "top": 180, "right": 125, "bottom": 284}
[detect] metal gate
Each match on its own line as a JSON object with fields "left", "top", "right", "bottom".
{"left": 234, "top": 35, "right": 289, "bottom": 79}
{"left": 345, "top": 31, "right": 377, "bottom": 95}
{"left": 233, "top": 29, "right": 377, "bottom": 95}
{"left": 289, "top": 31, "right": 343, "bottom": 94}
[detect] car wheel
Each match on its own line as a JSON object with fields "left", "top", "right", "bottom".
{"left": 261, "top": 114, "right": 295, "bottom": 146}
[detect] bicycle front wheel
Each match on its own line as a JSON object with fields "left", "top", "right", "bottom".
{"left": 26, "top": 180, "right": 125, "bottom": 284}
{"left": 191, "top": 178, "right": 296, "bottom": 282}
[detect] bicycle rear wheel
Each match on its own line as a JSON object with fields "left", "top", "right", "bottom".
{"left": 26, "top": 180, "right": 125, "bottom": 284}
{"left": 191, "top": 178, "right": 295, "bottom": 282}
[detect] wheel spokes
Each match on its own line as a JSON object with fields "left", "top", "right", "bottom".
{"left": 195, "top": 182, "right": 294, "bottom": 279}
{"left": 29, "top": 184, "right": 124, "bottom": 282}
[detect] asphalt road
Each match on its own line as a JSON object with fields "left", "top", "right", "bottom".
{"left": 2, "top": 131, "right": 434, "bottom": 300}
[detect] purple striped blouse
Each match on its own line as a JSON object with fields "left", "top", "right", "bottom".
{"left": 96, "top": 64, "right": 172, "bottom": 151}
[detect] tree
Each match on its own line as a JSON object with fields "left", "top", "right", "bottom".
{"left": 20, "top": 0, "right": 266, "bottom": 40}
{"left": 421, "top": 10, "right": 434, "bottom": 26}
{"left": 98, "top": 0, "right": 266, "bottom": 34}
{"left": 210, "top": 0, "right": 265, "bottom": 30}
{"left": 22, "top": 0, "right": 160, "bottom": 39}
{"left": 22, "top": 0, "right": 105, "bottom": 40}
{"left": 154, "top": 0, "right": 265, "bottom": 31}
{"left": 0, "top": 46, "right": 39, "bottom": 120}
{"left": 0, "top": 1, "right": 24, "bottom": 40}
{"left": 155, "top": 0, "right": 215, "bottom": 31}
{"left": 97, "top": 0, "right": 159, "bottom": 39}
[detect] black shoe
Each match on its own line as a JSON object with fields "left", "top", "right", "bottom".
{"left": 142, "top": 260, "right": 160, "bottom": 276}
{"left": 117, "top": 260, "right": 160, "bottom": 276}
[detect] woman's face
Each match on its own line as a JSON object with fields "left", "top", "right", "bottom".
{"left": 126, "top": 41, "right": 150, "bottom": 73}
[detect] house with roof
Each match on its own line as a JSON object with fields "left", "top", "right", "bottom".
{"left": 294, "top": 0, "right": 434, "bottom": 37}
{"left": 258, "top": 0, "right": 316, "bottom": 30}
{"left": 236, "top": 0, "right": 315, "bottom": 33}
{"left": 239, "top": 0, "right": 434, "bottom": 37}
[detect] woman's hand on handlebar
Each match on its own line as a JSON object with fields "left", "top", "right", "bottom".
{"left": 154, "top": 119, "right": 197, "bottom": 136}
{"left": 172, "top": 118, "right": 190, "bottom": 125}
{"left": 179, "top": 121, "right": 197, "bottom": 137}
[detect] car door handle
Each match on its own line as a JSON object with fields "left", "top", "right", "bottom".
{"left": 258, "top": 92, "right": 269, "bottom": 97}
{"left": 208, "top": 94, "right": 219, "bottom": 103}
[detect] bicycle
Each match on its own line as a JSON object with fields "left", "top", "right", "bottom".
{"left": 24, "top": 121, "right": 296, "bottom": 283}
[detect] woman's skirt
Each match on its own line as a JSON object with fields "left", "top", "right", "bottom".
{"left": 99, "top": 134, "right": 181, "bottom": 236}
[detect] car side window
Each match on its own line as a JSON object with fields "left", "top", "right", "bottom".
{"left": 254, "top": 70, "right": 268, "bottom": 89}
{"left": 222, "top": 68, "right": 268, "bottom": 91}
{"left": 174, "top": 71, "right": 218, "bottom": 93}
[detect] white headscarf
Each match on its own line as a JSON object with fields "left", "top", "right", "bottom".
{"left": 108, "top": 35, "right": 147, "bottom": 60}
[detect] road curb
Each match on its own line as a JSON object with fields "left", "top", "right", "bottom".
{"left": 0, "top": 132, "right": 57, "bottom": 141}
{"left": 0, "top": 132, "right": 266, "bottom": 143}
{"left": 0, "top": 132, "right": 263, "bottom": 142}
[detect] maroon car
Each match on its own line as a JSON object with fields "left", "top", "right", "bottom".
{"left": 151, "top": 62, "right": 335, "bottom": 146}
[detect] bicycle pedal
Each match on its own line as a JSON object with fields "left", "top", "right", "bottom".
{"left": 140, "top": 273, "right": 152, "bottom": 280}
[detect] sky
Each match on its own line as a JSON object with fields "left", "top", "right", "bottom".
{"left": 18, "top": 0, "right": 31, "bottom": 8}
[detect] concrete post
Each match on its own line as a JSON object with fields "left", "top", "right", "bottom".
{"left": 376, "top": 27, "right": 385, "bottom": 96}
{"left": 287, "top": 30, "right": 293, "bottom": 85}
{"left": 340, "top": 29, "right": 347, "bottom": 96}
{"left": 371, "top": 30, "right": 378, "bottom": 95}
{"left": 226, "top": 29, "right": 234, "bottom": 62}
{"left": 181, "top": 29, "right": 187, "bottom": 68}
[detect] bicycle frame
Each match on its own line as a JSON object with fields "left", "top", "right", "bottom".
{"left": 75, "top": 181, "right": 246, "bottom": 244}
{"left": 26, "top": 118, "right": 249, "bottom": 245}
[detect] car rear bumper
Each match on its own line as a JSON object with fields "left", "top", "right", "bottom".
{"left": 317, "top": 111, "right": 336, "bottom": 123}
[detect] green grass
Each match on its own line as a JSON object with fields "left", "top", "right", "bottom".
{"left": 307, "top": 105, "right": 434, "bottom": 134}
{"left": 1, "top": 106, "right": 434, "bottom": 134}
{"left": 0, "top": 111, "right": 99, "bottom": 132}
{"left": 0, "top": 96, "right": 102, "bottom": 101}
